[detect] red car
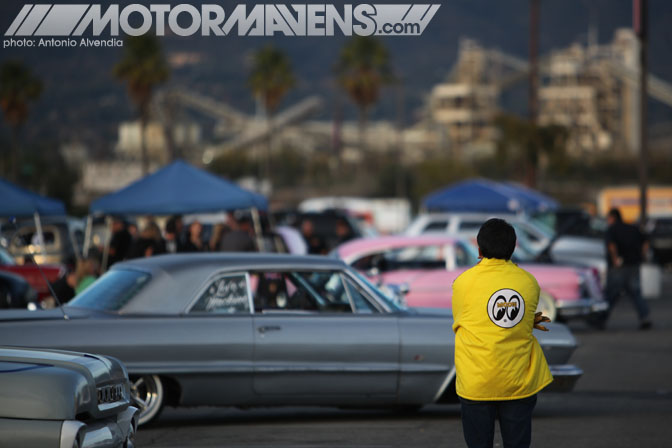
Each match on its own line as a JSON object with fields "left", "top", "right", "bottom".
{"left": 0, "top": 246, "right": 63, "bottom": 302}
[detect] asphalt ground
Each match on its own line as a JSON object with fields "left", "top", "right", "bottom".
{"left": 136, "top": 272, "right": 672, "bottom": 448}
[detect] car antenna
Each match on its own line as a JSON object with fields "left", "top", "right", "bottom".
{"left": 8, "top": 216, "right": 70, "bottom": 320}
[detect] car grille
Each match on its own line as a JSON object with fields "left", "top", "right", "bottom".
{"left": 97, "top": 383, "right": 124, "bottom": 404}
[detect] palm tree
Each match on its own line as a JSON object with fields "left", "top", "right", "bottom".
{"left": 336, "top": 37, "right": 393, "bottom": 156}
{"left": 0, "top": 61, "right": 42, "bottom": 181}
{"left": 248, "top": 45, "right": 295, "bottom": 185}
{"left": 114, "top": 34, "right": 169, "bottom": 176}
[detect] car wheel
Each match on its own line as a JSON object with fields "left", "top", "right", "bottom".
{"left": 537, "top": 290, "right": 557, "bottom": 322}
{"left": 130, "top": 374, "right": 164, "bottom": 425}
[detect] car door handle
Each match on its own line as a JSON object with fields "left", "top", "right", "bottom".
{"left": 257, "top": 325, "right": 282, "bottom": 334}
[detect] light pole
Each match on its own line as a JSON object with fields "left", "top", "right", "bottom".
{"left": 527, "top": 0, "right": 540, "bottom": 188}
{"left": 635, "top": 0, "right": 649, "bottom": 225}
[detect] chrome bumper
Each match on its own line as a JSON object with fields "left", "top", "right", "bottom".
{"left": 546, "top": 364, "right": 583, "bottom": 393}
{"left": 556, "top": 297, "right": 609, "bottom": 318}
{"left": 61, "top": 406, "right": 138, "bottom": 448}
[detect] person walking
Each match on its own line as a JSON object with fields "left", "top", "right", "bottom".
{"left": 596, "top": 208, "right": 652, "bottom": 330}
{"left": 452, "top": 218, "right": 552, "bottom": 448}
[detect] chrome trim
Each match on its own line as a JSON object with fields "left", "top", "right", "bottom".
{"left": 245, "top": 272, "right": 254, "bottom": 315}
{"left": 59, "top": 421, "right": 85, "bottom": 448}
{"left": 116, "top": 406, "right": 139, "bottom": 444}
{"left": 444, "top": 244, "right": 456, "bottom": 271}
{"left": 549, "top": 364, "right": 584, "bottom": 376}
{"left": 547, "top": 364, "right": 583, "bottom": 393}
{"left": 340, "top": 272, "right": 358, "bottom": 313}
{"left": 556, "top": 298, "right": 609, "bottom": 316}
{"left": 97, "top": 383, "right": 124, "bottom": 405}
{"left": 343, "top": 271, "right": 390, "bottom": 313}
{"left": 432, "top": 366, "right": 456, "bottom": 402}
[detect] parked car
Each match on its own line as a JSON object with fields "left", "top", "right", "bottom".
{"left": 0, "top": 253, "right": 582, "bottom": 425}
{"left": 273, "top": 209, "right": 368, "bottom": 253}
{"left": 2, "top": 217, "right": 84, "bottom": 266}
{"left": 531, "top": 208, "right": 606, "bottom": 239}
{"left": 0, "top": 246, "right": 63, "bottom": 302}
{"left": 334, "top": 235, "right": 607, "bottom": 322}
{"left": 647, "top": 216, "right": 672, "bottom": 265}
{"left": 0, "top": 346, "right": 137, "bottom": 448}
{"left": 405, "top": 212, "right": 608, "bottom": 283}
{"left": 0, "top": 270, "right": 38, "bottom": 309}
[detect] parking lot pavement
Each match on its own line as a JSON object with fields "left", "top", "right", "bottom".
{"left": 137, "top": 275, "right": 672, "bottom": 448}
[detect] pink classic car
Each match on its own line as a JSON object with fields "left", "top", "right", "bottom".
{"left": 334, "top": 235, "right": 607, "bottom": 321}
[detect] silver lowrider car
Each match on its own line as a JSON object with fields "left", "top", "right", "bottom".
{"left": 0, "top": 347, "right": 137, "bottom": 448}
{"left": 0, "top": 254, "right": 582, "bottom": 425}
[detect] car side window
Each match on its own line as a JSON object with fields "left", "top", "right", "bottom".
{"left": 250, "top": 271, "right": 352, "bottom": 313}
{"left": 344, "top": 278, "right": 378, "bottom": 314}
{"left": 454, "top": 242, "right": 477, "bottom": 267}
{"left": 422, "top": 221, "right": 448, "bottom": 233}
{"left": 458, "top": 221, "right": 484, "bottom": 232}
{"left": 190, "top": 273, "right": 250, "bottom": 314}
{"left": 521, "top": 228, "right": 541, "bottom": 243}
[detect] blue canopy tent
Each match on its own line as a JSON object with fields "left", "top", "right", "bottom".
{"left": 0, "top": 177, "right": 68, "bottom": 258}
{"left": 501, "top": 182, "right": 558, "bottom": 214}
{"left": 88, "top": 160, "right": 268, "bottom": 266}
{"left": 0, "top": 178, "right": 66, "bottom": 217}
{"left": 90, "top": 160, "right": 267, "bottom": 215}
{"left": 422, "top": 179, "right": 558, "bottom": 214}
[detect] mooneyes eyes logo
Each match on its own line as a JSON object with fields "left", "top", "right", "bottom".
{"left": 487, "top": 289, "right": 525, "bottom": 328}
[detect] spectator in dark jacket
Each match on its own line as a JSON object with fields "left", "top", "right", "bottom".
{"left": 219, "top": 213, "right": 257, "bottom": 252}
{"left": 180, "top": 220, "right": 207, "bottom": 252}
{"left": 128, "top": 220, "right": 166, "bottom": 258}
{"left": 108, "top": 217, "right": 132, "bottom": 266}
{"left": 595, "top": 208, "right": 652, "bottom": 330}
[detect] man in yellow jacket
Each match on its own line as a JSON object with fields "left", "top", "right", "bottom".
{"left": 452, "top": 218, "right": 553, "bottom": 448}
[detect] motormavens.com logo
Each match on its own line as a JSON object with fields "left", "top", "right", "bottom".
{"left": 4, "top": 4, "right": 441, "bottom": 38}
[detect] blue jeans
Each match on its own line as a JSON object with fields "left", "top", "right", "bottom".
{"left": 605, "top": 265, "right": 650, "bottom": 321}
{"left": 460, "top": 395, "right": 537, "bottom": 448}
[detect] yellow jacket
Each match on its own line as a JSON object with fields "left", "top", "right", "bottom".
{"left": 452, "top": 258, "right": 553, "bottom": 401}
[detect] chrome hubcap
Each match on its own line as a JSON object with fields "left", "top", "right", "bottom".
{"left": 130, "top": 375, "right": 163, "bottom": 425}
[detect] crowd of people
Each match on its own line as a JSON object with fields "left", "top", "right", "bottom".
{"left": 45, "top": 213, "right": 258, "bottom": 305}
{"left": 108, "top": 213, "right": 258, "bottom": 265}
{"left": 42, "top": 211, "right": 359, "bottom": 306}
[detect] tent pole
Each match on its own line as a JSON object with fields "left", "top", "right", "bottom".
{"left": 267, "top": 210, "right": 284, "bottom": 253}
{"left": 83, "top": 215, "right": 93, "bottom": 257}
{"left": 33, "top": 212, "right": 46, "bottom": 263}
{"left": 250, "top": 208, "right": 264, "bottom": 252}
{"left": 101, "top": 216, "right": 112, "bottom": 272}
{"left": 68, "top": 218, "right": 82, "bottom": 263}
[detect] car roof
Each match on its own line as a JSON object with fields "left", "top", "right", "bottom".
{"left": 114, "top": 252, "right": 346, "bottom": 275}
{"left": 92, "top": 253, "right": 351, "bottom": 314}
{"left": 336, "top": 235, "right": 462, "bottom": 260}
{"left": 416, "top": 212, "right": 519, "bottom": 220}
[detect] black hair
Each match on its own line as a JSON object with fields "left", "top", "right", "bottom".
{"left": 477, "top": 218, "right": 517, "bottom": 260}
{"left": 165, "top": 218, "right": 176, "bottom": 234}
{"left": 607, "top": 208, "right": 622, "bottom": 222}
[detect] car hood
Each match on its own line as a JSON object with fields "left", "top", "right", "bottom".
{"left": 0, "top": 346, "right": 130, "bottom": 420}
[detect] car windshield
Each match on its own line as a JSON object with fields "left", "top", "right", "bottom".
{"left": 0, "top": 247, "right": 15, "bottom": 265}
{"left": 347, "top": 268, "right": 406, "bottom": 312}
{"left": 68, "top": 269, "right": 151, "bottom": 312}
